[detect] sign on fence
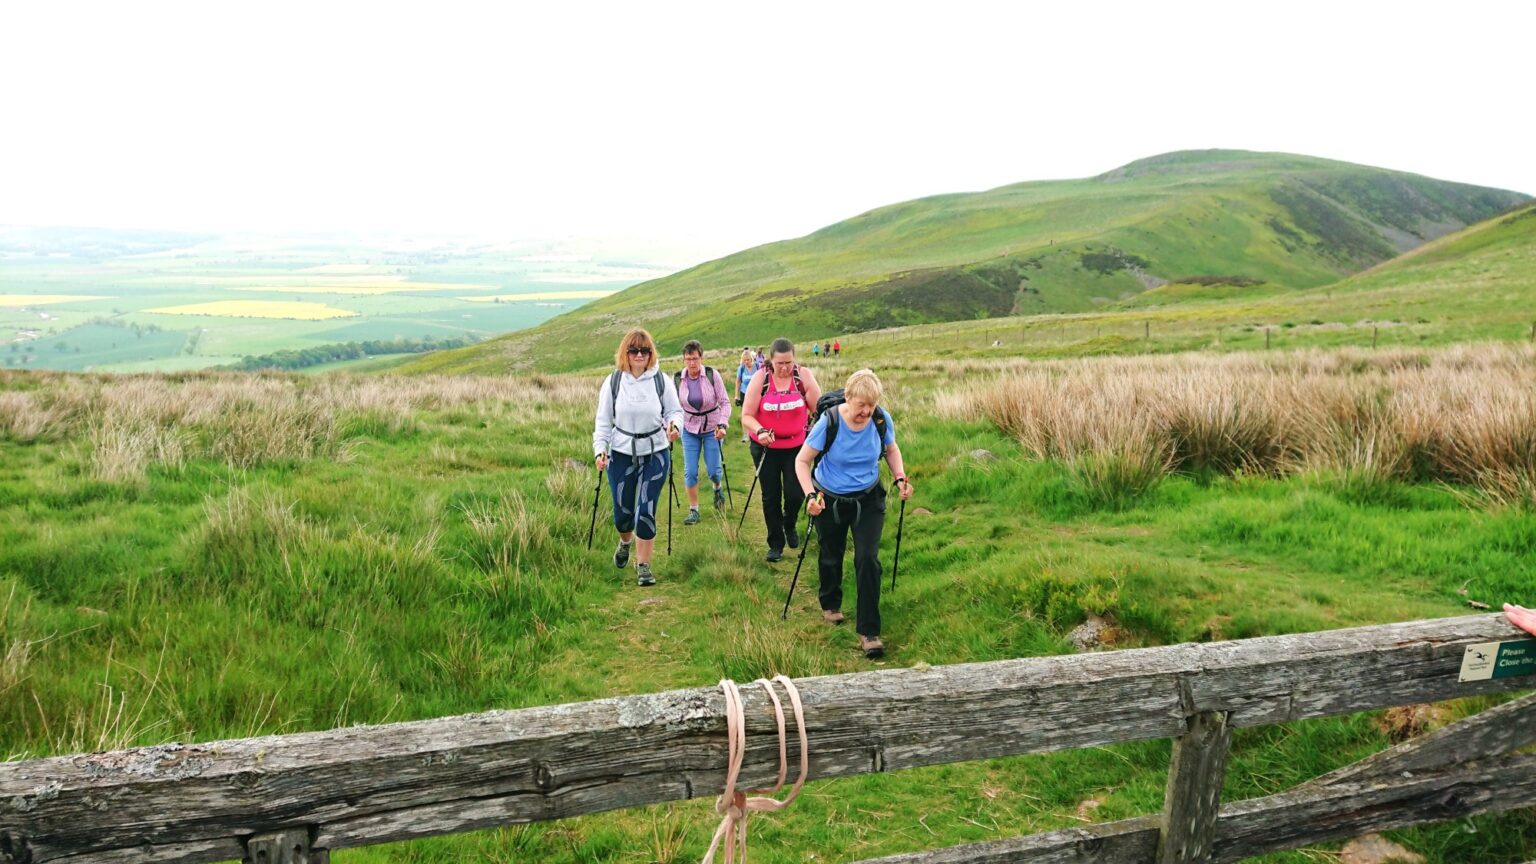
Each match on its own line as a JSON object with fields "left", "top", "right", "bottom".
{"left": 1459, "top": 637, "right": 1536, "bottom": 681}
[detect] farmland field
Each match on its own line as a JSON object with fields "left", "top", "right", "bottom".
{"left": 0, "top": 227, "right": 679, "bottom": 373}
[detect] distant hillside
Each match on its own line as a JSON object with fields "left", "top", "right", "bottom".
{"left": 402, "top": 150, "right": 1529, "bottom": 374}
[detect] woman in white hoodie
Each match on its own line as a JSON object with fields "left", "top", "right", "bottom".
{"left": 593, "top": 328, "right": 684, "bottom": 586}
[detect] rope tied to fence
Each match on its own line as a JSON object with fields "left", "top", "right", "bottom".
{"left": 701, "top": 674, "right": 809, "bottom": 864}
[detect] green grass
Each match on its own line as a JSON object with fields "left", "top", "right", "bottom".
{"left": 2, "top": 362, "right": 1530, "bottom": 863}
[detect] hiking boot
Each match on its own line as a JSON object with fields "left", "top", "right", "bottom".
{"left": 821, "top": 610, "right": 846, "bottom": 626}
{"left": 613, "top": 541, "right": 631, "bottom": 569}
{"left": 636, "top": 562, "right": 656, "bottom": 587}
{"left": 859, "top": 635, "right": 885, "bottom": 660}
{"left": 683, "top": 508, "right": 701, "bottom": 526}
{"left": 786, "top": 525, "right": 799, "bottom": 549}
{"left": 765, "top": 548, "right": 784, "bottom": 563}
{"left": 713, "top": 485, "right": 726, "bottom": 508}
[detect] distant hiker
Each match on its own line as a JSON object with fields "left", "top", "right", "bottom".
{"left": 735, "top": 349, "right": 755, "bottom": 407}
{"left": 832, "top": 338, "right": 841, "bottom": 357}
{"left": 755, "top": 347, "right": 767, "bottom": 371}
{"left": 812, "top": 342, "right": 821, "bottom": 357}
{"left": 823, "top": 340, "right": 832, "bottom": 359}
{"left": 795, "top": 369, "right": 912, "bottom": 659}
{"left": 675, "top": 340, "right": 731, "bottom": 524}
{"left": 593, "top": 328, "right": 683, "bottom": 587}
{"left": 741, "top": 337, "right": 823, "bottom": 562}
{"left": 736, "top": 349, "right": 755, "bottom": 439}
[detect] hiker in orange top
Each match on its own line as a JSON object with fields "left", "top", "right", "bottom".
{"left": 832, "top": 338, "right": 841, "bottom": 357}
{"left": 741, "top": 337, "right": 822, "bottom": 562}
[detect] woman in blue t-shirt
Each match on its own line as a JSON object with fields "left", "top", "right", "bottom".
{"left": 793, "top": 369, "right": 913, "bottom": 659}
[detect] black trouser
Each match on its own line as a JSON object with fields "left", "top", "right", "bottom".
{"left": 815, "top": 484, "right": 887, "bottom": 637}
{"left": 751, "top": 443, "right": 799, "bottom": 552}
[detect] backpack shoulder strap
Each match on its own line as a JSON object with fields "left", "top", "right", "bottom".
{"left": 654, "top": 373, "right": 666, "bottom": 401}
{"left": 821, "top": 405, "right": 841, "bottom": 456}
{"left": 607, "top": 370, "right": 622, "bottom": 421}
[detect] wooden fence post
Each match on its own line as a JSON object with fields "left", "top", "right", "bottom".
{"left": 1265, "top": 327, "right": 1271, "bottom": 350}
{"left": 244, "top": 828, "right": 327, "bottom": 864}
{"left": 1157, "top": 711, "right": 1232, "bottom": 864}
{"left": 1372, "top": 326, "right": 1378, "bottom": 349}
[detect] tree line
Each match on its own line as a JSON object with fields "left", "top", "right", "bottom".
{"left": 227, "top": 336, "right": 477, "bottom": 371}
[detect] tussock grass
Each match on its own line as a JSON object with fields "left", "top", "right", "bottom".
{"left": 945, "top": 344, "right": 1536, "bottom": 506}
{"left": 0, "top": 370, "right": 590, "bottom": 481}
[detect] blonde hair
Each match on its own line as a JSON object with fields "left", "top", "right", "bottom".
{"left": 843, "top": 368, "right": 883, "bottom": 404}
{"left": 614, "top": 328, "right": 658, "bottom": 371}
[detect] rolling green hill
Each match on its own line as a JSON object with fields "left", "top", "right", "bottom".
{"left": 402, "top": 150, "right": 1529, "bottom": 374}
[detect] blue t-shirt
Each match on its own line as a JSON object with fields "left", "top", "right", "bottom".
{"left": 805, "top": 407, "right": 895, "bottom": 494}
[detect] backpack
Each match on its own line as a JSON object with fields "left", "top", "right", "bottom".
{"left": 608, "top": 369, "right": 666, "bottom": 430}
{"left": 759, "top": 364, "right": 806, "bottom": 400}
{"left": 813, "top": 388, "right": 889, "bottom": 466}
{"left": 674, "top": 366, "right": 722, "bottom": 417}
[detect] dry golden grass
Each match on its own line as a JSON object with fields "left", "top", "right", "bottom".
{"left": 0, "top": 370, "right": 592, "bottom": 481}
{"left": 940, "top": 343, "right": 1536, "bottom": 505}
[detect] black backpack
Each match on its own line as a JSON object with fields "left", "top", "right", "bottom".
{"left": 814, "top": 389, "right": 889, "bottom": 464}
{"left": 674, "top": 366, "right": 722, "bottom": 417}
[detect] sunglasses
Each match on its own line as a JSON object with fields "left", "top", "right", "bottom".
{"left": 626, "top": 346, "right": 653, "bottom": 356}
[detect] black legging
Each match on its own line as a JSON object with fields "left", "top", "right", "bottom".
{"left": 751, "top": 443, "right": 799, "bottom": 552}
{"left": 815, "top": 483, "right": 887, "bottom": 637}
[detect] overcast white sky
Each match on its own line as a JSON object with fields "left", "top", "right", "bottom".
{"left": 2, "top": 0, "right": 1532, "bottom": 262}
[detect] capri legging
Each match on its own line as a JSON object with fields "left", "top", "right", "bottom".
{"left": 608, "top": 449, "right": 671, "bottom": 540}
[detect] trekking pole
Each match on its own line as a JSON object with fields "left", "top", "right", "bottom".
{"left": 781, "top": 504, "right": 819, "bottom": 620}
{"left": 737, "top": 442, "right": 766, "bottom": 532}
{"left": 586, "top": 462, "right": 605, "bottom": 550}
{"left": 666, "top": 441, "right": 676, "bottom": 556}
{"left": 720, "top": 443, "right": 734, "bottom": 510}
{"left": 890, "top": 480, "right": 907, "bottom": 591}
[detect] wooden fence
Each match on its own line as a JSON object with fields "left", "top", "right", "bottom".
{"left": 2, "top": 614, "right": 1533, "bottom": 864}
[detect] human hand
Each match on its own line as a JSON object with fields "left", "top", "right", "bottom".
{"left": 667, "top": 425, "right": 681, "bottom": 443}
{"left": 806, "top": 492, "right": 824, "bottom": 517}
{"left": 714, "top": 427, "right": 726, "bottom": 441}
{"left": 1506, "top": 603, "right": 1536, "bottom": 637}
{"left": 756, "top": 428, "right": 775, "bottom": 445}
{"left": 595, "top": 453, "right": 609, "bottom": 471}
{"left": 897, "top": 477, "right": 914, "bottom": 501}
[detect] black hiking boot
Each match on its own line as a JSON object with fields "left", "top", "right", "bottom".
{"left": 614, "top": 541, "right": 631, "bottom": 569}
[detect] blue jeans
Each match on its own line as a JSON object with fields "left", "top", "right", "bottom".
{"left": 681, "top": 428, "right": 722, "bottom": 490}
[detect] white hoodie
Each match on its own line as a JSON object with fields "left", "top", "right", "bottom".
{"left": 593, "top": 367, "right": 685, "bottom": 458}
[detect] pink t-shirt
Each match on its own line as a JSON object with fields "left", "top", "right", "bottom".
{"left": 758, "top": 372, "right": 809, "bottom": 449}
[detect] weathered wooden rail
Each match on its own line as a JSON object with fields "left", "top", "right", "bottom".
{"left": 1, "top": 614, "right": 1533, "bottom": 863}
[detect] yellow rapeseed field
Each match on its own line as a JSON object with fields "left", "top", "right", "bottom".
{"left": 0, "top": 294, "right": 113, "bottom": 307}
{"left": 457, "top": 290, "right": 615, "bottom": 302}
{"left": 144, "top": 300, "right": 358, "bottom": 320}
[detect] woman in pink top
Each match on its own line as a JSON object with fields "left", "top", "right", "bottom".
{"left": 674, "top": 339, "right": 732, "bottom": 524}
{"left": 741, "top": 337, "right": 822, "bottom": 561}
